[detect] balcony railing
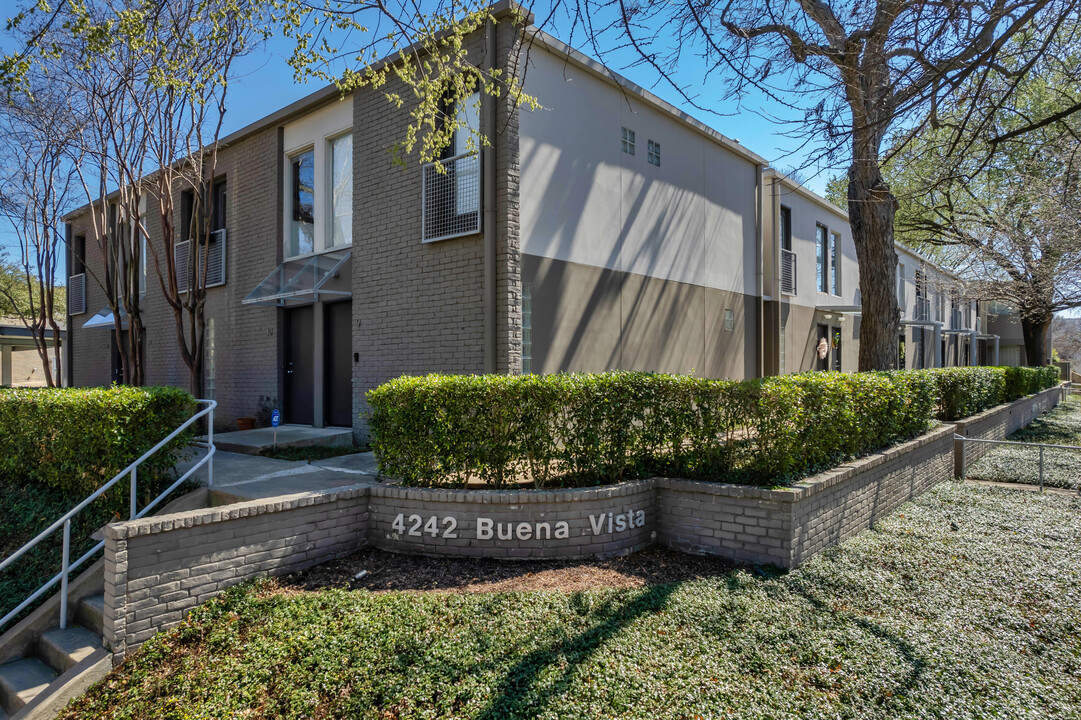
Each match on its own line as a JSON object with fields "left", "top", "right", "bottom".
{"left": 422, "top": 152, "right": 481, "bottom": 243}
{"left": 914, "top": 297, "right": 931, "bottom": 322}
{"left": 780, "top": 248, "right": 797, "bottom": 295}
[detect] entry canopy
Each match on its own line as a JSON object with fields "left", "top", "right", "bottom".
{"left": 243, "top": 250, "right": 352, "bottom": 307}
{"left": 82, "top": 307, "right": 128, "bottom": 330}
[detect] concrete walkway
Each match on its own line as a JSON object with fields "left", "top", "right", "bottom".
{"left": 211, "top": 424, "right": 353, "bottom": 456}
{"left": 175, "top": 446, "right": 380, "bottom": 502}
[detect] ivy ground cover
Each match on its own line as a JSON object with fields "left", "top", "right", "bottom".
{"left": 63, "top": 482, "right": 1081, "bottom": 719}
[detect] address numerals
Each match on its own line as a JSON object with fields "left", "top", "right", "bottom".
{"left": 391, "top": 513, "right": 458, "bottom": 539}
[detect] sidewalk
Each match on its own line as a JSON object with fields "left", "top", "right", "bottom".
{"left": 175, "top": 446, "right": 381, "bottom": 501}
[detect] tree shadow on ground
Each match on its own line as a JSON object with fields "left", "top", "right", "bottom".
{"left": 473, "top": 584, "right": 680, "bottom": 720}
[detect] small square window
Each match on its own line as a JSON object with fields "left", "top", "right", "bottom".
{"left": 647, "top": 140, "right": 661, "bottom": 166}
{"left": 724, "top": 308, "right": 735, "bottom": 332}
{"left": 621, "top": 127, "right": 635, "bottom": 155}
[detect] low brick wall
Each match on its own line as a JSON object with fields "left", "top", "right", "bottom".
{"left": 658, "top": 425, "right": 955, "bottom": 568}
{"left": 369, "top": 481, "right": 655, "bottom": 559}
{"left": 103, "top": 485, "right": 370, "bottom": 660}
{"left": 103, "top": 388, "right": 1061, "bottom": 660}
{"left": 953, "top": 386, "right": 1062, "bottom": 476}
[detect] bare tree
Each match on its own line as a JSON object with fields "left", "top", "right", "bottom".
{"left": 137, "top": 0, "right": 264, "bottom": 396}
{"left": 554, "top": 0, "right": 1074, "bottom": 370}
{"left": 0, "top": 88, "right": 81, "bottom": 386}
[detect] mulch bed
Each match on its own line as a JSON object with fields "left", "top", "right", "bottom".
{"left": 278, "top": 546, "right": 738, "bottom": 594}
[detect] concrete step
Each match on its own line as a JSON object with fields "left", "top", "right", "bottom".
{"left": 0, "top": 658, "right": 56, "bottom": 716}
{"left": 76, "top": 595, "right": 105, "bottom": 637}
{"left": 37, "top": 626, "right": 101, "bottom": 675}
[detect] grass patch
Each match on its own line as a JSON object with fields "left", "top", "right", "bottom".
{"left": 967, "top": 395, "right": 1081, "bottom": 488}
{"left": 61, "top": 483, "right": 1081, "bottom": 719}
{"left": 259, "top": 444, "right": 367, "bottom": 461}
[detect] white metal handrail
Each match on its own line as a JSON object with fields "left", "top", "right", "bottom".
{"left": 955, "top": 432, "right": 1081, "bottom": 495}
{"left": 0, "top": 399, "right": 216, "bottom": 630}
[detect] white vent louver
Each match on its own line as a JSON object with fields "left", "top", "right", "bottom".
{"left": 68, "top": 273, "right": 86, "bottom": 315}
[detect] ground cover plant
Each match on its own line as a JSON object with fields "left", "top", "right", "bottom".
{"left": 368, "top": 366, "right": 1059, "bottom": 488}
{"left": 966, "top": 394, "right": 1081, "bottom": 489}
{"left": 61, "top": 482, "right": 1081, "bottom": 719}
{"left": 0, "top": 386, "right": 196, "bottom": 631}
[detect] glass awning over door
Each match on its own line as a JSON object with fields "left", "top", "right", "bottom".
{"left": 242, "top": 250, "right": 351, "bottom": 307}
{"left": 82, "top": 307, "right": 128, "bottom": 329}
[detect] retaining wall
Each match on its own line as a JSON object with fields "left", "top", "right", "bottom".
{"left": 953, "top": 386, "right": 1062, "bottom": 476}
{"left": 103, "top": 487, "right": 369, "bottom": 659}
{"left": 658, "top": 425, "right": 955, "bottom": 567}
{"left": 102, "top": 388, "right": 1063, "bottom": 661}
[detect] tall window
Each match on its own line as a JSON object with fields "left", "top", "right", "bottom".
{"left": 329, "top": 134, "right": 353, "bottom": 247}
{"left": 815, "top": 224, "right": 828, "bottom": 292}
{"left": 779, "top": 207, "right": 791, "bottom": 250}
{"left": 829, "top": 231, "right": 840, "bottom": 295}
{"left": 621, "top": 127, "right": 635, "bottom": 155}
{"left": 452, "top": 93, "right": 480, "bottom": 217}
{"left": 289, "top": 149, "right": 315, "bottom": 256}
{"left": 647, "top": 139, "right": 661, "bottom": 166}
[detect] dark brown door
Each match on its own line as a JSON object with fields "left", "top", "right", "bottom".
{"left": 324, "top": 301, "right": 353, "bottom": 428}
{"left": 284, "top": 306, "right": 314, "bottom": 425}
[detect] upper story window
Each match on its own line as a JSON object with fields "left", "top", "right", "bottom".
{"left": 329, "top": 134, "right": 353, "bottom": 248}
{"left": 288, "top": 149, "right": 316, "bottom": 256}
{"left": 779, "top": 206, "right": 791, "bottom": 251}
{"left": 422, "top": 92, "right": 481, "bottom": 242}
{"left": 621, "top": 127, "right": 635, "bottom": 155}
{"left": 815, "top": 224, "right": 828, "bottom": 293}
{"left": 647, "top": 140, "right": 661, "bottom": 166}
{"left": 829, "top": 230, "right": 840, "bottom": 296}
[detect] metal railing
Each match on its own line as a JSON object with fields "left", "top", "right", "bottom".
{"left": 421, "top": 151, "right": 481, "bottom": 243}
{"left": 0, "top": 400, "right": 216, "bottom": 629}
{"left": 914, "top": 297, "right": 931, "bottom": 322}
{"left": 956, "top": 433, "right": 1081, "bottom": 494}
{"left": 780, "top": 248, "right": 797, "bottom": 295}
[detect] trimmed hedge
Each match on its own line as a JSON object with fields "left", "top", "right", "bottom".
{"left": 0, "top": 385, "right": 197, "bottom": 631}
{"left": 927, "top": 365, "right": 1060, "bottom": 420}
{"left": 368, "top": 366, "right": 1060, "bottom": 489}
{"left": 0, "top": 385, "right": 196, "bottom": 497}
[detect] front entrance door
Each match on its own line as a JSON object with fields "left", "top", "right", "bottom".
{"left": 284, "top": 306, "right": 314, "bottom": 424}
{"left": 324, "top": 301, "right": 353, "bottom": 427}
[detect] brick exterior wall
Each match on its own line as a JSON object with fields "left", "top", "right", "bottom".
{"left": 953, "top": 386, "right": 1063, "bottom": 476}
{"left": 66, "top": 126, "right": 283, "bottom": 428}
{"left": 67, "top": 16, "right": 527, "bottom": 439}
{"left": 103, "top": 486, "right": 370, "bottom": 661}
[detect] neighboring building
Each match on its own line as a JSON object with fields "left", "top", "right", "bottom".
{"left": 62, "top": 3, "right": 1019, "bottom": 439}
{"left": 0, "top": 318, "right": 65, "bottom": 387}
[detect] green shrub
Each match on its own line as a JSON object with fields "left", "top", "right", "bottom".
{"left": 0, "top": 385, "right": 197, "bottom": 632}
{"left": 369, "top": 371, "right": 936, "bottom": 488}
{"left": 0, "top": 385, "right": 196, "bottom": 497}
{"left": 369, "top": 366, "right": 1060, "bottom": 489}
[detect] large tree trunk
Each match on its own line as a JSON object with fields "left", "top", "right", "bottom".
{"left": 848, "top": 160, "right": 900, "bottom": 371}
{"left": 1021, "top": 313, "right": 1052, "bottom": 366}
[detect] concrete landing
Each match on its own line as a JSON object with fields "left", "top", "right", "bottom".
{"left": 175, "top": 447, "right": 381, "bottom": 503}
{"left": 211, "top": 424, "right": 353, "bottom": 456}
